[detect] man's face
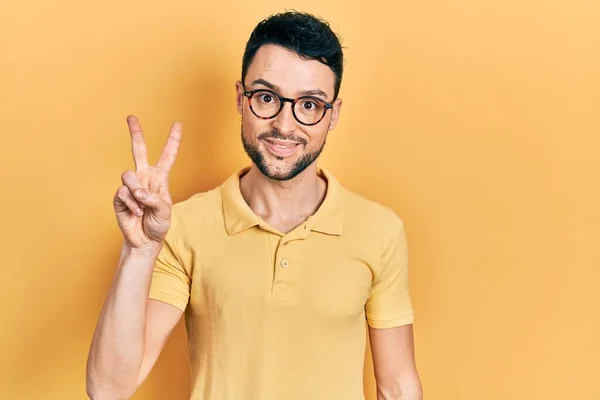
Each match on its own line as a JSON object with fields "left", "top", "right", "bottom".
{"left": 236, "top": 44, "right": 342, "bottom": 181}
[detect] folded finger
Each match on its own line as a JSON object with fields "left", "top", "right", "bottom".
{"left": 114, "top": 186, "right": 143, "bottom": 216}
{"left": 121, "top": 170, "right": 144, "bottom": 193}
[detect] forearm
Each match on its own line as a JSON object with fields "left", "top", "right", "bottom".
{"left": 86, "top": 243, "right": 160, "bottom": 399}
{"left": 377, "top": 388, "right": 423, "bottom": 400}
{"left": 376, "top": 378, "right": 423, "bottom": 400}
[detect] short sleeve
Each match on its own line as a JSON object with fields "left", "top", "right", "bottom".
{"left": 365, "top": 216, "right": 414, "bottom": 329}
{"left": 149, "top": 216, "right": 191, "bottom": 312}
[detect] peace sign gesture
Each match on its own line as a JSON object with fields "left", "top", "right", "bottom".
{"left": 113, "top": 115, "right": 182, "bottom": 251}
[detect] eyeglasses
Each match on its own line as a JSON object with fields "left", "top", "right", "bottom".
{"left": 243, "top": 87, "right": 333, "bottom": 126}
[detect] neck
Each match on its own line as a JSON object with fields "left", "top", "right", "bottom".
{"left": 239, "top": 163, "right": 327, "bottom": 223}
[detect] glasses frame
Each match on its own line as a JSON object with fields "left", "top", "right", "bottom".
{"left": 243, "top": 87, "right": 333, "bottom": 126}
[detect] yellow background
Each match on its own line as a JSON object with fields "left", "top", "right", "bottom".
{"left": 1, "top": 0, "right": 598, "bottom": 399}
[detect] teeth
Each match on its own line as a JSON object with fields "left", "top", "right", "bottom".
{"left": 274, "top": 143, "right": 295, "bottom": 148}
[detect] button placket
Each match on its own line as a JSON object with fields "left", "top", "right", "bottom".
{"left": 276, "top": 242, "right": 291, "bottom": 271}
{"left": 271, "top": 237, "right": 296, "bottom": 299}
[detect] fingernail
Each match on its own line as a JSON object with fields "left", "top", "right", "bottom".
{"left": 135, "top": 209, "right": 143, "bottom": 216}
{"left": 136, "top": 189, "right": 146, "bottom": 200}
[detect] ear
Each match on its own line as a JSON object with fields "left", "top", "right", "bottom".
{"left": 327, "top": 97, "right": 343, "bottom": 131}
{"left": 235, "top": 80, "right": 245, "bottom": 115}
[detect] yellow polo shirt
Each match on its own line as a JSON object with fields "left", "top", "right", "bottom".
{"left": 149, "top": 167, "right": 414, "bottom": 400}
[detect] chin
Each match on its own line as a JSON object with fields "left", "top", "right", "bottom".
{"left": 242, "top": 134, "right": 321, "bottom": 181}
{"left": 257, "top": 162, "right": 298, "bottom": 181}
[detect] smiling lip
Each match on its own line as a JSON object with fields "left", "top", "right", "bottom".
{"left": 262, "top": 138, "right": 302, "bottom": 157}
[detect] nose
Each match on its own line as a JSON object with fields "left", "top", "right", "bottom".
{"left": 272, "top": 101, "right": 297, "bottom": 135}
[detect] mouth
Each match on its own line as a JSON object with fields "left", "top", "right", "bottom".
{"left": 262, "top": 138, "right": 302, "bottom": 158}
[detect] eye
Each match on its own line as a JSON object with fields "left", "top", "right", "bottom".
{"left": 258, "top": 93, "right": 273, "bottom": 103}
{"left": 297, "top": 97, "right": 324, "bottom": 113}
{"left": 303, "top": 101, "right": 316, "bottom": 110}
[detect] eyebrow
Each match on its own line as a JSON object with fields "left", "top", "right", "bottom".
{"left": 250, "top": 78, "right": 330, "bottom": 100}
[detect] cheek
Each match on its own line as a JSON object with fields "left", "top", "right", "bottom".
{"left": 306, "top": 128, "right": 328, "bottom": 147}
{"left": 242, "top": 115, "right": 261, "bottom": 138}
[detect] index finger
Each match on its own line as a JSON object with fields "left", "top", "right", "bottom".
{"left": 127, "top": 115, "right": 149, "bottom": 171}
{"left": 155, "top": 121, "right": 182, "bottom": 173}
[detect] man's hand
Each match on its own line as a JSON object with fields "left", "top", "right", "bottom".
{"left": 113, "top": 115, "right": 182, "bottom": 252}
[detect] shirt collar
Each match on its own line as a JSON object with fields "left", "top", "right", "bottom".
{"left": 222, "top": 167, "right": 344, "bottom": 236}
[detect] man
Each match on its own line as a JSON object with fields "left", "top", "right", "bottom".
{"left": 86, "top": 11, "right": 422, "bottom": 400}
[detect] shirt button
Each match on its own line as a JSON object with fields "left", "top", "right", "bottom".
{"left": 281, "top": 259, "right": 289, "bottom": 268}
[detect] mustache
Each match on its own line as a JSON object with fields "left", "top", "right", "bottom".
{"left": 257, "top": 131, "right": 307, "bottom": 145}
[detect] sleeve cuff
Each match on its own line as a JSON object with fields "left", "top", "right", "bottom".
{"left": 366, "top": 313, "right": 414, "bottom": 329}
{"left": 149, "top": 290, "right": 188, "bottom": 312}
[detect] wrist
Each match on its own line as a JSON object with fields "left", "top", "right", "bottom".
{"left": 121, "top": 241, "right": 163, "bottom": 259}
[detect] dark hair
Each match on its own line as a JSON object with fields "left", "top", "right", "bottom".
{"left": 241, "top": 11, "right": 344, "bottom": 100}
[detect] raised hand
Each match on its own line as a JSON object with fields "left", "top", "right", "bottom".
{"left": 113, "top": 115, "right": 182, "bottom": 251}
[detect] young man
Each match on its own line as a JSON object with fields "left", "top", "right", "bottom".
{"left": 86, "top": 11, "right": 422, "bottom": 400}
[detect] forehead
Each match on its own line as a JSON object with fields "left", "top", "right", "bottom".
{"left": 245, "top": 44, "right": 336, "bottom": 99}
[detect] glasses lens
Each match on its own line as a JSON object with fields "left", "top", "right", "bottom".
{"left": 250, "top": 91, "right": 281, "bottom": 118}
{"left": 294, "top": 97, "right": 326, "bottom": 125}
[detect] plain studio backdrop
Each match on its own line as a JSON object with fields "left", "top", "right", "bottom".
{"left": 0, "top": 0, "right": 598, "bottom": 399}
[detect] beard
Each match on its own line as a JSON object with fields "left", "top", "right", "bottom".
{"left": 241, "top": 125, "right": 327, "bottom": 181}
